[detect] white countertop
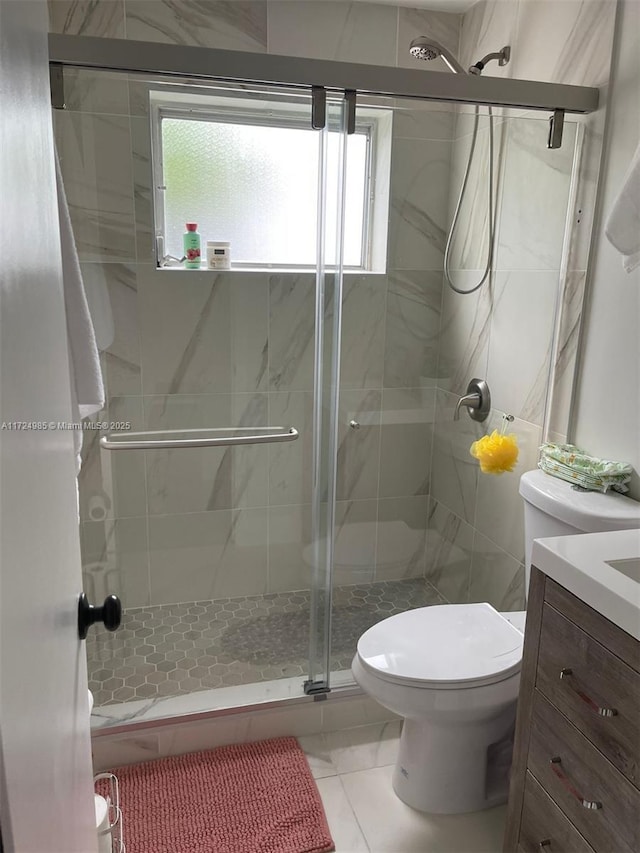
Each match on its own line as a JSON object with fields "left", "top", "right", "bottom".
{"left": 532, "top": 529, "right": 640, "bottom": 640}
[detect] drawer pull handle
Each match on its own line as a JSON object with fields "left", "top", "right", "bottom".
{"left": 550, "top": 757, "right": 602, "bottom": 810}
{"left": 559, "top": 669, "right": 618, "bottom": 717}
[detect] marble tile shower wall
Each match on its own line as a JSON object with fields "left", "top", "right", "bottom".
{"left": 50, "top": 1, "right": 464, "bottom": 608}
{"left": 48, "top": 1, "right": 462, "bottom": 70}
{"left": 426, "top": 0, "right": 617, "bottom": 611}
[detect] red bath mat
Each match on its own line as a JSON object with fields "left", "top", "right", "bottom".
{"left": 97, "top": 736, "right": 335, "bottom": 853}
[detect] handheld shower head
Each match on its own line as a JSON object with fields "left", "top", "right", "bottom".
{"left": 409, "top": 38, "right": 439, "bottom": 62}
{"left": 409, "top": 37, "right": 466, "bottom": 75}
{"left": 408, "top": 37, "right": 510, "bottom": 298}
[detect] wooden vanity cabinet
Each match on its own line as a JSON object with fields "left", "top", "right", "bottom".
{"left": 504, "top": 567, "right": 640, "bottom": 853}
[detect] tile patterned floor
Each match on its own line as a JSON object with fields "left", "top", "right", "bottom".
{"left": 306, "top": 724, "right": 507, "bottom": 852}
{"left": 87, "top": 578, "right": 445, "bottom": 706}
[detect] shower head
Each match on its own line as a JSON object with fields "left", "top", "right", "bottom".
{"left": 409, "top": 37, "right": 467, "bottom": 75}
{"left": 409, "top": 37, "right": 439, "bottom": 62}
{"left": 468, "top": 46, "right": 511, "bottom": 76}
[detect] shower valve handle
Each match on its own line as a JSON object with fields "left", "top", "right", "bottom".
{"left": 454, "top": 379, "right": 491, "bottom": 422}
{"left": 78, "top": 592, "right": 122, "bottom": 640}
{"left": 454, "top": 392, "right": 481, "bottom": 419}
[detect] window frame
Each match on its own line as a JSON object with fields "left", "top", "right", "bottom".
{"left": 149, "top": 88, "right": 378, "bottom": 271}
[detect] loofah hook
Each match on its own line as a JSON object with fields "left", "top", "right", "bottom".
{"left": 500, "top": 413, "right": 515, "bottom": 434}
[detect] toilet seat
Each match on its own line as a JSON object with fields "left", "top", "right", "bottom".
{"left": 356, "top": 603, "right": 523, "bottom": 690}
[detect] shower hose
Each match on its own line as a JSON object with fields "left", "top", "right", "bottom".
{"left": 444, "top": 105, "right": 496, "bottom": 295}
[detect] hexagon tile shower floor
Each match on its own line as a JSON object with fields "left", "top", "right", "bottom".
{"left": 87, "top": 578, "right": 446, "bottom": 705}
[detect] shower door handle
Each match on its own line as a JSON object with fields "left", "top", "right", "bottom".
{"left": 99, "top": 426, "right": 299, "bottom": 450}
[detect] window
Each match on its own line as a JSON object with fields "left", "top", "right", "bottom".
{"left": 150, "top": 89, "right": 391, "bottom": 270}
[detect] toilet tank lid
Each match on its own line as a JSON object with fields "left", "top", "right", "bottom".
{"left": 519, "top": 469, "right": 640, "bottom": 532}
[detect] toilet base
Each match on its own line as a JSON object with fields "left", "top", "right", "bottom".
{"left": 391, "top": 712, "right": 515, "bottom": 814}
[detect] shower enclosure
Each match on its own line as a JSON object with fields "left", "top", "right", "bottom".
{"left": 49, "top": 34, "right": 596, "bottom": 728}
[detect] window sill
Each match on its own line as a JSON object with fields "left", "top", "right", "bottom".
{"left": 155, "top": 265, "right": 387, "bottom": 276}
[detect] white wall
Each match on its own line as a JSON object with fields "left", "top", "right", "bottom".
{"left": 573, "top": 0, "right": 640, "bottom": 500}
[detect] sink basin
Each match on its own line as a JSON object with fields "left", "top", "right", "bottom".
{"left": 605, "top": 557, "right": 640, "bottom": 582}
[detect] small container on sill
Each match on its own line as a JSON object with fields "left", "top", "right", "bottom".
{"left": 206, "top": 241, "right": 231, "bottom": 270}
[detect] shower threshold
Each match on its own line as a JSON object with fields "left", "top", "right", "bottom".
{"left": 90, "top": 670, "right": 360, "bottom": 732}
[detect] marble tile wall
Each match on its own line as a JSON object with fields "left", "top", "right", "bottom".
{"left": 457, "top": 0, "right": 616, "bottom": 433}
{"left": 50, "top": 2, "right": 462, "bottom": 608}
{"left": 427, "top": 0, "right": 617, "bottom": 611}
{"left": 49, "top": 1, "right": 462, "bottom": 70}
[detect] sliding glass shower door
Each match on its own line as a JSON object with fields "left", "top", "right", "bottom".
{"left": 55, "top": 64, "right": 349, "bottom": 717}
{"left": 325, "top": 93, "right": 583, "bottom": 688}
{"left": 306, "top": 95, "right": 349, "bottom": 694}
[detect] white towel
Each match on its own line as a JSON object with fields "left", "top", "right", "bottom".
{"left": 55, "top": 148, "right": 105, "bottom": 474}
{"left": 82, "top": 260, "right": 115, "bottom": 352}
{"left": 604, "top": 140, "right": 640, "bottom": 273}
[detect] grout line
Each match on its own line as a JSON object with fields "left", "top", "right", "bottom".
{"left": 335, "top": 773, "right": 372, "bottom": 852}
{"left": 394, "top": 4, "right": 400, "bottom": 69}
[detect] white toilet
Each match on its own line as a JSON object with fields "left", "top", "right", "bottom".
{"left": 352, "top": 469, "right": 640, "bottom": 814}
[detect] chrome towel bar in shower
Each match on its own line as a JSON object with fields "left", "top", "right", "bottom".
{"left": 99, "top": 426, "right": 299, "bottom": 450}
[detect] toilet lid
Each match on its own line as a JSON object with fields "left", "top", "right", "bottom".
{"left": 356, "top": 603, "right": 523, "bottom": 688}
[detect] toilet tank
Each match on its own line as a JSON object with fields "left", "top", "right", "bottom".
{"left": 519, "top": 469, "right": 640, "bottom": 594}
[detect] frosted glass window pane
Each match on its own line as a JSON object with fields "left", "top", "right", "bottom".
{"left": 326, "top": 133, "right": 367, "bottom": 267}
{"left": 161, "top": 118, "right": 367, "bottom": 267}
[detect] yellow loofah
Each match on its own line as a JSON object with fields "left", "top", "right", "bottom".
{"left": 470, "top": 430, "right": 519, "bottom": 474}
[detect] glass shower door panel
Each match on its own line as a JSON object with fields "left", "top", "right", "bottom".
{"left": 55, "top": 65, "right": 335, "bottom": 716}
{"left": 307, "top": 96, "right": 349, "bottom": 693}
{"left": 328, "top": 98, "right": 581, "bottom": 688}
{"left": 326, "top": 95, "right": 458, "bottom": 688}
{"left": 430, "top": 111, "right": 581, "bottom": 616}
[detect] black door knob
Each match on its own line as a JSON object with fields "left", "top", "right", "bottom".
{"left": 78, "top": 593, "right": 122, "bottom": 640}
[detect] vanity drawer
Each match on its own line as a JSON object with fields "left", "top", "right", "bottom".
{"left": 528, "top": 691, "right": 640, "bottom": 853}
{"left": 536, "top": 602, "right": 640, "bottom": 786}
{"left": 518, "top": 772, "right": 594, "bottom": 853}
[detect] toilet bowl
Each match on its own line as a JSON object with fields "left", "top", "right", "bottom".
{"left": 352, "top": 468, "right": 640, "bottom": 814}
{"left": 352, "top": 602, "right": 523, "bottom": 814}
